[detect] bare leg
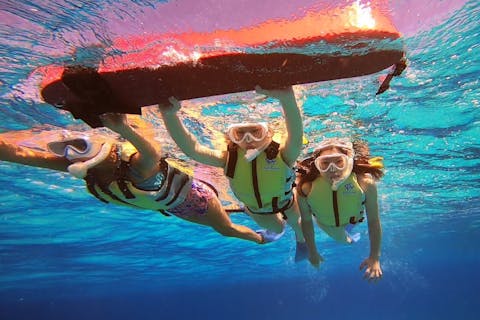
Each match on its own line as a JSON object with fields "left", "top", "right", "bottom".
{"left": 206, "top": 197, "right": 264, "bottom": 243}
{"left": 282, "top": 201, "right": 305, "bottom": 242}
{"left": 246, "top": 210, "right": 285, "bottom": 234}
{"left": 179, "top": 196, "right": 263, "bottom": 244}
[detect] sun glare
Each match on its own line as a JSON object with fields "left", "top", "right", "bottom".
{"left": 348, "top": 1, "right": 376, "bottom": 29}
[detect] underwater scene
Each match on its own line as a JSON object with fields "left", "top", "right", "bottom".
{"left": 0, "top": 0, "right": 479, "bottom": 319}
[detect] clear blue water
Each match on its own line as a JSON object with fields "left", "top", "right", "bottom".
{"left": 1, "top": 1, "right": 479, "bottom": 319}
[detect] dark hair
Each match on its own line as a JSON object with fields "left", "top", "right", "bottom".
{"left": 84, "top": 144, "right": 121, "bottom": 183}
{"left": 296, "top": 139, "right": 384, "bottom": 196}
{"left": 351, "top": 140, "right": 384, "bottom": 180}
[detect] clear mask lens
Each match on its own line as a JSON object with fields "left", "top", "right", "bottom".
{"left": 47, "top": 138, "right": 91, "bottom": 157}
{"left": 314, "top": 153, "right": 349, "bottom": 173}
{"left": 227, "top": 123, "right": 268, "bottom": 144}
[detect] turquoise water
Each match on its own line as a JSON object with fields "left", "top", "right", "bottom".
{"left": 1, "top": 1, "right": 479, "bottom": 319}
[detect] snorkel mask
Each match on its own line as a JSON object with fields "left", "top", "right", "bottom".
{"left": 47, "top": 137, "right": 112, "bottom": 179}
{"left": 313, "top": 138, "right": 355, "bottom": 191}
{"left": 227, "top": 122, "right": 271, "bottom": 162}
{"left": 226, "top": 122, "right": 269, "bottom": 144}
{"left": 314, "top": 153, "right": 351, "bottom": 173}
{"left": 47, "top": 137, "right": 96, "bottom": 161}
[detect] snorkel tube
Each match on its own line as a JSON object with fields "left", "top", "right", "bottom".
{"left": 67, "top": 142, "right": 112, "bottom": 179}
{"left": 330, "top": 155, "right": 354, "bottom": 191}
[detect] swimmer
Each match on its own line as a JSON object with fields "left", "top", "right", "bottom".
{"left": 0, "top": 67, "right": 275, "bottom": 245}
{"left": 295, "top": 138, "right": 385, "bottom": 280}
{"left": 159, "top": 86, "right": 308, "bottom": 261}
{"left": 0, "top": 116, "right": 273, "bottom": 244}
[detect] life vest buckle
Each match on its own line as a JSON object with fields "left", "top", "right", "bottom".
{"left": 349, "top": 216, "right": 365, "bottom": 224}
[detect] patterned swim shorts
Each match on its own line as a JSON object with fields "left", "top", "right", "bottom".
{"left": 167, "top": 180, "right": 216, "bottom": 217}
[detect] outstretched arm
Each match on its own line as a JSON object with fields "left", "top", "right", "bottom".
{"left": 159, "top": 98, "right": 226, "bottom": 168}
{"left": 0, "top": 139, "right": 70, "bottom": 172}
{"left": 255, "top": 86, "right": 303, "bottom": 167}
{"left": 358, "top": 175, "right": 383, "bottom": 281}
{"left": 100, "top": 113, "right": 161, "bottom": 180}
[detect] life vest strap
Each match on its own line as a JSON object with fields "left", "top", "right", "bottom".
{"left": 225, "top": 143, "right": 238, "bottom": 179}
{"left": 349, "top": 216, "right": 365, "bottom": 224}
{"left": 272, "top": 197, "right": 279, "bottom": 213}
{"left": 332, "top": 190, "right": 340, "bottom": 227}
{"left": 155, "top": 167, "right": 178, "bottom": 202}
{"left": 96, "top": 183, "right": 133, "bottom": 205}
{"left": 225, "top": 141, "right": 280, "bottom": 179}
{"left": 251, "top": 157, "right": 263, "bottom": 209}
{"left": 312, "top": 190, "right": 365, "bottom": 226}
{"left": 116, "top": 160, "right": 135, "bottom": 199}
{"left": 84, "top": 173, "right": 129, "bottom": 205}
{"left": 197, "top": 179, "right": 219, "bottom": 197}
{"left": 84, "top": 155, "right": 174, "bottom": 212}
{"left": 165, "top": 174, "right": 190, "bottom": 206}
{"left": 85, "top": 174, "right": 109, "bottom": 203}
{"left": 247, "top": 195, "right": 294, "bottom": 218}
{"left": 158, "top": 209, "right": 171, "bottom": 217}
{"left": 228, "top": 140, "right": 287, "bottom": 213}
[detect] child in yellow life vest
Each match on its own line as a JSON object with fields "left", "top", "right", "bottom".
{"left": 159, "top": 86, "right": 308, "bottom": 260}
{"left": 296, "top": 138, "right": 385, "bottom": 281}
{"left": 0, "top": 68, "right": 266, "bottom": 246}
{"left": 0, "top": 116, "right": 265, "bottom": 245}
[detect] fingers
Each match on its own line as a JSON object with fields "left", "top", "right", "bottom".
{"left": 363, "top": 267, "right": 383, "bottom": 282}
{"left": 359, "top": 260, "right": 367, "bottom": 270}
{"left": 360, "top": 258, "right": 383, "bottom": 282}
{"left": 99, "top": 112, "right": 125, "bottom": 125}
{"left": 255, "top": 85, "right": 292, "bottom": 95}
{"left": 99, "top": 112, "right": 123, "bottom": 118}
{"left": 254, "top": 85, "right": 266, "bottom": 95}
{"left": 168, "top": 96, "right": 179, "bottom": 106}
{"left": 99, "top": 112, "right": 112, "bottom": 121}
{"left": 168, "top": 96, "right": 182, "bottom": 111}
{"left": 309, "top": 259, "right": 320, "bottom": 269}
{"left": 159, "top": 97, "right": 181, "bottom": 114}
{"left": 308, "top": 253, "right": 324, "bottom": 269}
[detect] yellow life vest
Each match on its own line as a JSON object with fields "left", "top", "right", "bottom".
{"left": 225, "top": 141, "right": 294, "bottom": 213}
{"left": 307, "top": 173, "right": 365, "bottom": 227}
{"left": 85, "top": 144, "right": 192, "bottom": 215}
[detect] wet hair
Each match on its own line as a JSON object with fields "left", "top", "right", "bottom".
{"left": 296, "top": 139, "right": 384, "bottom": 196}
{"left": 84, "top": 144, "right": 122, "bottom": 183}
{"left": 351, "top": 140, "right": 384, "bottom": 180}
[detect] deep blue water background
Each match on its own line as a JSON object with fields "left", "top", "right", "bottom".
{"left": 1, "top": 1, "right": 479, "bottom": 319}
